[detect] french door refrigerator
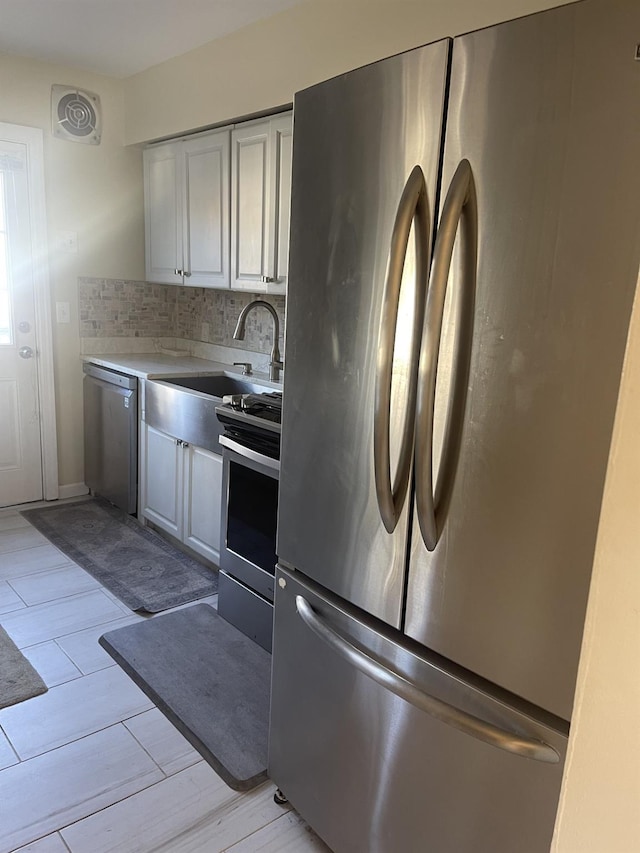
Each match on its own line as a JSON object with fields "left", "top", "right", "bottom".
{"left": 270, "top": 0, "right": 640, "bottom": 850}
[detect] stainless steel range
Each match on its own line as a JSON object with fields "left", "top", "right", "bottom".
{"left": 216, "top": 392, "right": 282, "bottom": 652}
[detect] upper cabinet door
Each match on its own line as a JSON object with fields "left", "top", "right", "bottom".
{"left": 231, "top": 114, "right": 292, "bottom": 294}
{"left": 182, "top": 130, "right": 230, "bottom": 289}
{"left": 144, "top": 141, "right": 183, "bottom": 285}
{"left": 231, "top": 120, "right": 271, "bottom": 290}
{"left": 145, "top": 130, "right": 231, "bottom": 289}
{"left": 267, "top": 114, "right": 293, "bottom": 294}
{"left": 144, "top": 112, "right": 291, "bottom": 292}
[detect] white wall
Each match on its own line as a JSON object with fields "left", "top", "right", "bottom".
{"left": 124, "top": 0, "right": 575, "bottom": 144}
{"left": 552, "top": 273, "right": 640, "bottom": 853}
{"left": 0, "top": 52, "right": 145, "bottom": 488}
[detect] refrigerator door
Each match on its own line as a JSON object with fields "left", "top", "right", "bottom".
{"left": 277, "top": 40, "right": 450, "bottom": 627}
{"left": 270, "top": 566, "right": 568, "bottom": 853}
{"left": 406, "top": 0, "right": 640, "bottom": 720}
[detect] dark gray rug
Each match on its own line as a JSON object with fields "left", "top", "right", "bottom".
{"left": 0, "top": 625, "right": 47, "bottom": 709}
{"left": 99, "top": 604, "right": 271, "bottom": 791}
{"left": 21, "top": 499, "right": 217, "bottom": 613}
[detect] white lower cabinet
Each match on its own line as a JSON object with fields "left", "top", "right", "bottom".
{"left": 143, "top": 424, "right": 182, "bottom": 538}
{"left": 183, "top": 443, "right": 223, "bottom": 564}
{"left": 142, "top": 423, "right": 223, "bottom": 565}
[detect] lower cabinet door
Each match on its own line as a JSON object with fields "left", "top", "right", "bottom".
{"left": 183, "top": 444, "right": 223, "bottom": 565}
{"left": 142, "top": 424, "right": 183, "bottom": 538}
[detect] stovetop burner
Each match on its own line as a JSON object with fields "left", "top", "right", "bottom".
{"left": 216, "top": 391, "right": 282, "bottom": 457}
{"left": 233, "top": 391, "right": 282, "bottom": 422}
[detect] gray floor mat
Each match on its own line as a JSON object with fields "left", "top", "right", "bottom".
{"left": 99, "top": 604, "right": 271, "bottom": 791}
{"left": 21, "top": 499, "right": 218, "bottom": 613}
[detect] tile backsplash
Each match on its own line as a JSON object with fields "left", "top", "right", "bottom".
{"left": 174, "top": 287, "right": 285, "bottom": 352}
{"left": 78, "top": 278, "right": 285, "bottom": 354}
{"left": 79, "top": 279, "right": 175, "bottom": 338}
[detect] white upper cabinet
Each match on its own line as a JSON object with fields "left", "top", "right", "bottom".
{"left": 270, "top": 114, "right": 293, "bottom": 290}
{"left": 144, "top": 141, "right": 182, "bottom": 285}
{"left": 144, "top": 128, "right": 230, "bottom": 288}
{"left": 231, "top": 113, "right": 293, "bottom": 294}
{"left": 144, "top": 112, "right": 291, "bottom": 293}
{"left": 183, "top": 133, "right": 231, "bottom": 288}
{"left": 231, "top": 121, "right": 270, "bottom": 290}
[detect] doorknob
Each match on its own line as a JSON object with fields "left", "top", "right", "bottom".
{"left": 19, "top": 346, "right": 34, "bottom": 359}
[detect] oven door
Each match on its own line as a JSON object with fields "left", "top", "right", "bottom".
{"left": 219, "top": 435, "right": 280, "bottom": 651}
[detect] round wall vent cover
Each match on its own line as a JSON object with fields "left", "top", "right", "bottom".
{"left": 51, "top": 85, "right": 102, "bottom": 145}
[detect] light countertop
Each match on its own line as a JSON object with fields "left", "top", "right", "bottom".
{"left": 81, "top": 353, "right": 281, "bottom": 388}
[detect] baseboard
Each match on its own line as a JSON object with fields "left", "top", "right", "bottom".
{"left": 58, "top": 483, "right": 90, "bottom": 500}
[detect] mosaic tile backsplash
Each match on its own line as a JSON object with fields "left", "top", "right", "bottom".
{"left": 79, "top": 279, "right": 175, "bottom": 338}
{"left": 78, "top": 278, "right": 285, "bottom": 354}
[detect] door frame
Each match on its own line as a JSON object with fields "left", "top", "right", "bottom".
{"left": 1, "top": 121, "right": 58, "bottom": 501}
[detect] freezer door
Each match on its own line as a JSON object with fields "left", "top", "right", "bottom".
{"left": 277, "top": 40, "right": 450, "bottom": 627}
{"left": 270, "top": 567, "right": 568, "bottom": 853}
{"left": 405, "top": 0, "right": 640, "bottom": 720}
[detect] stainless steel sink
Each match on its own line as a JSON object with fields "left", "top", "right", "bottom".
{"left": 145, "top": 373, "right": 271, "bottom": 455}
{"left": 161, "top": 375, "right": 268, "bottom": 397}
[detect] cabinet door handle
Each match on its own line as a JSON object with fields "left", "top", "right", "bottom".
{"left": 261, "top": 276, "right": 276, "bottom": 283}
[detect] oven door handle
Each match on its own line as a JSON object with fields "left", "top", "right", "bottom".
{"left": 219, "top": 434, "right": 281, "bottom": 472}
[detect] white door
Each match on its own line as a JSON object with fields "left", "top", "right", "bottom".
{"left": 0, "top": 139, "right": 43, "bottom": 506}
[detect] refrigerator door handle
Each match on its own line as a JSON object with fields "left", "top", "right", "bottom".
{"left": 415, "top": 159, "right": 478, "bottom": 551}
{"left": 295, "top": 594, "right": 559, "bottom": 764}
{"left": 374, "top": 165, "right": 431, "bottom": 534}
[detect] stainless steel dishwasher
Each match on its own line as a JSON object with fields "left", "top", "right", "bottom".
{"left": 83, "top": 362, "right": 138, "bottom": 514}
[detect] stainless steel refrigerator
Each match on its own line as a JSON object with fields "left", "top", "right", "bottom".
{"left": 269, "top": 1, "right": 640, "bottom": 850}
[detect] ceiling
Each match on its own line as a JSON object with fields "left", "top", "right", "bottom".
{"left": 0, "top": 0, "right": 307, "bottom": 78}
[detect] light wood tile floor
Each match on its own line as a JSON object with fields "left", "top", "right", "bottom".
{"left": 0, "top": 506, "right": 330, "bottom": 853}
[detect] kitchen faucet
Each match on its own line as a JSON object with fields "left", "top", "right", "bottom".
{"left": 233, "top": 300, "right": 283, "bottom": 382}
